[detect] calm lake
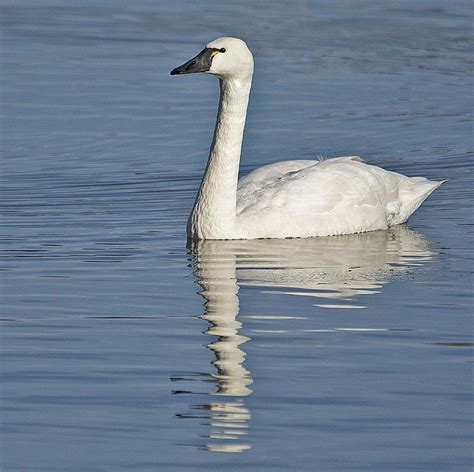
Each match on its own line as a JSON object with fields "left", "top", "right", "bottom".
{"left": 1, "top": 1, "right": 473, "bottom": 470}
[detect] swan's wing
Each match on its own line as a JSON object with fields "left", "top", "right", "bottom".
{"left": 238, "top": 157, "right": 384, "bottom": 216}
{"left": 236, "top": 156, "right": 430, "bottom": 238}
{"left": 237, "top": 159, "right": 317, "bottom": 201}
{"left": 237, "top": 156, "right": 364, "bottom": 202}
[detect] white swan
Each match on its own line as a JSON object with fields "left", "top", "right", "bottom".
{"left": 171, "top": 37, "right": 445, "bottom": 240}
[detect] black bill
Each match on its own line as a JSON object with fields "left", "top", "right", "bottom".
{"left": 170, "top": 48, "right": 217, "bottom": 75}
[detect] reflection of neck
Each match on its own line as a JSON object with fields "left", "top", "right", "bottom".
{"left": 193, "top": 241, "right": 252, "bottom": 396}
{"left": 188, "top": 77, "right": 252, "bottom": 240}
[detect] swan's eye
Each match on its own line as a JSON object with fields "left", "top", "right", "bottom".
{"left": 219, "top": 48, "right": 226, "bottom": 53}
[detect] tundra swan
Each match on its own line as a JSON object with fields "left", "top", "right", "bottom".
{"left": 171, "top": 37, "right": 445, "bottom": 240}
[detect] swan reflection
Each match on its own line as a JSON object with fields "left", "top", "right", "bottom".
{"left": 175, "top": 226, "right": 433, "bottom": 452}
{"left": 234, "top": 226, "right": 433, "bottom": 306}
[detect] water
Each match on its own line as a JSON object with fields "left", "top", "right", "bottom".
{"left": 1, "top": 1, "right": 473, "bottom": 470}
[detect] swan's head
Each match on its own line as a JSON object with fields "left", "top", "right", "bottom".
{"left": 170, "top": 37, "right": 253, "bottom": 80}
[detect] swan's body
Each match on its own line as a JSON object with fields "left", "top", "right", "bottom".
{"left": 236, "top": 156, "right": 443, "bottom": 239}
{"left": 171, "top": 37, "right": 445, "bottom": 240}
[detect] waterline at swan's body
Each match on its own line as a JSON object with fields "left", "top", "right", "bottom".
{"left": 171, "top": 37, "right": 445, "bottom": 240}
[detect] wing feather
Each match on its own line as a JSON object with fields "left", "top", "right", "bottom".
{"left": 236, "top": 157, "right": 409, "bottom": 238}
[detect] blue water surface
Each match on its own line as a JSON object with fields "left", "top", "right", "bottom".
{"left": 1, "top": 1, "right": 473, "bottom": 471}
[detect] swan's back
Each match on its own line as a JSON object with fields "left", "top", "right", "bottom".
{"left": 236, "top": 156, "right": 444, "bottom": 239}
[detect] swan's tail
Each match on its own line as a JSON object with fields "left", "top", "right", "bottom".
{"left": 390, "top": 177, "right": 447, "bottom": 226}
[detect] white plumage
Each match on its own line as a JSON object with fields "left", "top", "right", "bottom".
{"left": 171, "top": 37, "right": 445, "bottom": 240}
{"left": 237, "top": 156, "right": 444, "bottom": 238}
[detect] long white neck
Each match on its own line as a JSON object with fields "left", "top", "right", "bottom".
{"left": 187, "top": 76, "right": 252, "bottom": 239}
